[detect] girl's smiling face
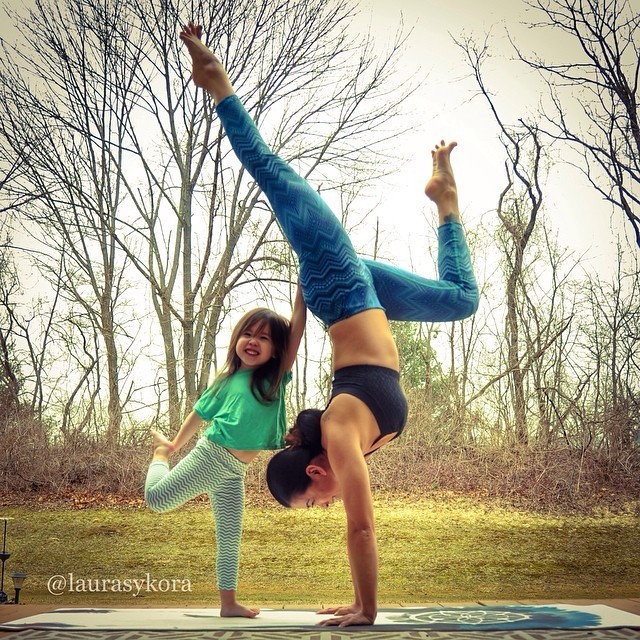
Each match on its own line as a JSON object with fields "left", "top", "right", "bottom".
{"left": 235, "top": 322, "right": 275, "bottom": 369}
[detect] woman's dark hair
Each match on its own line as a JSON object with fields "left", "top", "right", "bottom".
{"left": 217, "top": 308, "right": 290, "bottom": 402}
{"left": 266, "top": 408, "right": 324, "bottom": 507}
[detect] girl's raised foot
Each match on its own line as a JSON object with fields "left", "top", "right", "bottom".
{"left": 150, "top": 429, "right": 173, "bottom": 461}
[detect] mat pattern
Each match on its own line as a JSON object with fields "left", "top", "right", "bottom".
{"left": 4, "top": 628, "right": 640, "bottom": 639}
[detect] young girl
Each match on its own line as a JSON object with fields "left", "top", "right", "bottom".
{"left": 179, "top": 23, "right": 478, "bottom": 627}
{"left": 145, "top": 295, "right": 305, "bottom": 618}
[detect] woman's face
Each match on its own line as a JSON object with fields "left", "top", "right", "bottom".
{"left": 289, "top": 466, "right": 341, "bottom": 509}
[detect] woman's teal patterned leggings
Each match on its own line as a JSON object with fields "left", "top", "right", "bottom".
{"left": 216, "top": 94, "right": 479, "bottom": 327}
{"left": 144, "top": 437, "right": 248, "bottom": 591}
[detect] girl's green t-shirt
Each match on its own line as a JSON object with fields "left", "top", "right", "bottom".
{"left": 193, "top": 369, "right": 292, "bottom": 450}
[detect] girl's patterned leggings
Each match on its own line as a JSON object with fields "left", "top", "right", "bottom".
{"left": 144, "top": 437, "right": 248, "bottom": 591}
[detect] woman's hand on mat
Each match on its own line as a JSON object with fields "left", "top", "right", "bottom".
{"left": 318, "top": 610, "right": 375, "bottom": 627}
{"left": 317, "top": 604, "right": 358, "bottom": 616}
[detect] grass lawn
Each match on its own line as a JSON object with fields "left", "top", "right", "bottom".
{"left": 2, "top": 495, "right": 638, "bottom": 607}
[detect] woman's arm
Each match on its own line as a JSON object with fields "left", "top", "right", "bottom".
{"left": 319, "top": 422, "right": 378, "bottom": 627}
{"left": 283, "top": 282, "right": 306, "bottom": 372}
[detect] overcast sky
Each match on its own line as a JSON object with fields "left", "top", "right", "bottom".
{"left": 350, "top": 0, "right": 632, "bottom": 276}
{"left": 1, "top": 0, "right": 632, "bottom": 277}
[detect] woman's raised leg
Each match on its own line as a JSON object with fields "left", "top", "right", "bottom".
{"left": 362, "top": 142, "right": 478, "bottom": 322}
{"left": 180, "top": 24, "right": 380, "bottom": 327}
{"left": 180, "top": 26, "right": 476, "bottom": 326}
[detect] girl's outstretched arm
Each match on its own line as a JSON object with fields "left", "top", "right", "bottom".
{"left": 283, "top": 282, "right": 306, "bottom": 372}
{"left": 165, "top": 411, "right": 205, "bottom": 454}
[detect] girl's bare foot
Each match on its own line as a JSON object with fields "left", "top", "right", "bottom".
{"left": 219, "top": 590, "right": 260, "bottom": 618}
{"left": 179, "top": 22, "right": 234, "bottom": 103}
{"left": 220, "top": 602, "right": 261, "bottom": 618}
{"left": 425, "top": 140, "right": 460, "bottom": 224}
{"left": 150, "top": 429, "right": 173, "bottom": 461}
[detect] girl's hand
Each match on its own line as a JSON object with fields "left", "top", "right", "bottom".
{"left": 318, "top": 610, "right": 375, "bottom": 627}
{"left": 317, "top": 604, "right": 359, "bottom": 616}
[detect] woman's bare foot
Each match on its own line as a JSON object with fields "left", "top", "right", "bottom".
{"left": 219, "top": 590, "right": 260, "bottom": 618}
{"left": 425, "top": 140, "right": 460, "bottom": 224}
{"left": 179, "top": 22, "right": 234, "bottom": 103}
{"left": 150, "top": 429, "right": 173, "bottom": 461}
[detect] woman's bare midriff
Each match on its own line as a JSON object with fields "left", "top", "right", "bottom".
{"left": 329, "top": 309, "right": 399, "bottom": 372}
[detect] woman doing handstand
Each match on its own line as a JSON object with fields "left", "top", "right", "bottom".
{"left": 180, "top": 22, "right": 479, "bottom": 628}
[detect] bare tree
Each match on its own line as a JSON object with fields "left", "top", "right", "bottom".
{"left": 0, "top": 248, "right": 21, "bottom": 414}
{"left": 455, "top": 35, "right": 581, "bottom": 447}
{"left": 514, "top": 0, "right": 640, "bottom": 247}
{"left": 457, "top": 36, "right": 544, "bottom": 444}
{"left": 519, "top": 226, "right": 579, "bottom": 446}
{"left": 579, "top": 246, "right": 640, "bottom": 457}
{"left": 0, "top": 226, "right": 64, "bottom": 422}
{"left": 0, "top": 0, "right": 413, "bottom": 436}
{"left": 0, "top": 0, "right": 142, "bottom": 444}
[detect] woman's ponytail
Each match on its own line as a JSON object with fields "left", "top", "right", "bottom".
{"left": 284, "top": 409, "right": 323, "bottom": 453}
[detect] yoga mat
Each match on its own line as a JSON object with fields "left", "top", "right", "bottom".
{"left": 2, "top": 604, "right": 640, "bottom": 632}
{"left": 3, "top": 629, "right": 640, "bottom": 640}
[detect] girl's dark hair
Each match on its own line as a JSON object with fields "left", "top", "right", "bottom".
{"left": 266, "top": 408, "right": 324, "bottom": 507}
{"left": 217, "top": 308, "right": 290, "bottom": 402}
